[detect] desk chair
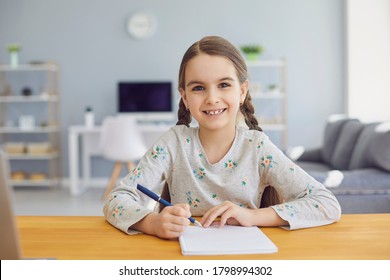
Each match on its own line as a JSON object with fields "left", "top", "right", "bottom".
{"left": 100, "top": 115, "right": 147, "bottom": 199}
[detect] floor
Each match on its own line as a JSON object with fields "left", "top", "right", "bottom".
{"left": 12, "top": 186, "right": 105, "bottom": 216}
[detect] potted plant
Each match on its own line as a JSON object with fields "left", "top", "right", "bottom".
{"left": 267, "top": 84, "right": 280, "bottom": 95}
{"left": 7, "top": 44, "right": 21, "bottom": 67}
{"left": 240, "top": 44, "right": 264, "bottom": 61}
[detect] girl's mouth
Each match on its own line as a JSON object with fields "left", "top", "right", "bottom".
{"left": 203, "top": 108, "right": 226, "bottom": 116}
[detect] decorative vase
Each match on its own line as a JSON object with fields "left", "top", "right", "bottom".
{"left": 85, "top": 107, "right": 94, "bottom": 128}
{"left": 246, "top": 52, "right": 260, "bottom": 61}
{"left": 10, "top": 51, "right": 19, "bottom": 67}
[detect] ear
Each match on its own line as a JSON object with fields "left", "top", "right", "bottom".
{"left": 180, "top": 88, "right": 188, "bottom": 108}
{"left": 240, "top": 80, "right": 249, "bottom": 104}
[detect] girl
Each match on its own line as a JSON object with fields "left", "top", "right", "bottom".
{"left": 103, "top": 36, "right": 341, "bottom": 239}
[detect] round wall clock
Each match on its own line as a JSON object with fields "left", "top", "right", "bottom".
{"left": 126, "top": 13, "right": 156, "bottom": 39}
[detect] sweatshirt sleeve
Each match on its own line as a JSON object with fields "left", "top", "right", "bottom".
{"left": 258, "top": 134, "right": 342, "bottom": 230}
{"left": 103, "top": 128, "right": 175, "bottom": 235}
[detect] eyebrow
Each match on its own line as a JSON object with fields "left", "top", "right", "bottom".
{"left": 186, "top": 77, "right": 235, "bottom": 87}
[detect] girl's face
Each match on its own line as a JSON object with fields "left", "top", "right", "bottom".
{"left": 180, "top": 54, "right": 248, "bottom": 132}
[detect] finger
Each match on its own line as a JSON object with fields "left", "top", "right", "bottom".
{"left": 171, "top": 205, "right": 192, "bottom": 220}
{"left": 209, "top": 216, "right": 238, "bottom": 228}
{"left": 172, "top": 215, "right": 191, "bottom": 227}
{"left": 163, "top": 221, "right": 188, "bottom": 233}
{"left": 208, "top": 202, "right": 239, "bottom": 227}
{"left": 200, "top": 206, "right": 220, "bottom": 226}
{"left": 210, "top": 220, "right": 223, "bottom": 227}
{"left": 157, "top": 215, "right": 189, "bottom": 239}
{"left": 201, "top": 203, "right": 231, "bottom": 227}
{"left": 164, "top": 205, "right": 190, "bottom": 219}
{"left": 227, "top": 217, "right": 240, "bottom": 226}
{"left": 175, "top": 203, "right": 191, "bottom": 218}
{"left": 219, "top": 208, "right": 236, "bottom": 227}
{"left": 161, "top": 209, "right": 191, "bottom": 226}
{"left": 176, "top": 203, "right": 190, "bottom": 212}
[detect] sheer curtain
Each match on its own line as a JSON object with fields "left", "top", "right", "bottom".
{"left": 346, "top": 0, "right": 390, "bottom": 122}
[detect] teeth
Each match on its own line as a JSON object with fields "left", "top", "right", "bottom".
{"left": 206, "top": 109, "right": 224, "bottom": 115}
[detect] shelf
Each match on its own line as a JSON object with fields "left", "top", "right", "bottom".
{"left": 0, "top": 64, "right": 58, "bottom": 72}
{"left": 6, "top": 152, "right": 59, "bottom": 160}
{"left": 0, "top": 126, "right": 59, "bottom": 133}
{"left": 247, "top": 58, "right": 287, "bottom": 148}
{"left": 0, "top": 94, "right": 59, "bottom": 102}
{"left": 0, "top": 62, "right": 62, "bottom": 189}
{"left": 10, "top": 179, "right": 59, "bottom": 187}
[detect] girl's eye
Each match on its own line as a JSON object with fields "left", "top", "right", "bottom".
{"left": 192, "top": 86, "right": 204, "bottom": 91}
{"left": 219, "top": 82, "right": 230, "bottom": 88}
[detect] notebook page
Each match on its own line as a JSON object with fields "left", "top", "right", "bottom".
{"left": 179, "top": 225, "right": 278, "bottom": 256}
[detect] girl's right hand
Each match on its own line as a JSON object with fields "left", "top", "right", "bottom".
{"left": 149, "top": 203, "right": 191, "bottom": 239}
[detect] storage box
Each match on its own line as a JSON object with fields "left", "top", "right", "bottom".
{"left": 26, "top": 142, "right": 51, "bottom": 154}
{"left": 5, "top": 142, "right": 25, "bottom": 154}
{"left": 11, "top": 171, "right": 26, "bottom": 180}
{"left": 29, "top": 172, "right": 47, "bottom": 181}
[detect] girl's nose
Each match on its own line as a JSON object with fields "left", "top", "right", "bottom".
{"left": 205, "top": 89, "right": 220, "bottom": 104}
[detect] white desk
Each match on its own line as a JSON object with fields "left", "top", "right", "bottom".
{"left": 68, "top": 123, "right": 171, "bottom": 196}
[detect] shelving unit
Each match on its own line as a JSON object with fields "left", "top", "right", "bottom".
{"left": 246, "top": 59, "right": 287, "bottom": 149}
{"left": 0, "top": 63, "right": 61, "bottom": 187}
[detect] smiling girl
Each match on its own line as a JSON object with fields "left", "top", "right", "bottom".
{"left": 103, "top": 36, "right": 341, "bottom": 239}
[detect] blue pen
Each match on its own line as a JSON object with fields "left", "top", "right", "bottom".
{"left": 137, "top": 184, "right": 202, "bottom": 227}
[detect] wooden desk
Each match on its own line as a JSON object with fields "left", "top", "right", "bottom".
{"left": 17, "top": 214, "right": 390, "bottom": 260}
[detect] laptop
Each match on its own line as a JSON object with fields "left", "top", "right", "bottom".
{"left": 0, "top": 149, "right": 22, "bottom": 260}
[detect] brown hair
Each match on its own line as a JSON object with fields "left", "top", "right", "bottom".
{"left": 176, "top": 36, "right": 280, "bottom": 208}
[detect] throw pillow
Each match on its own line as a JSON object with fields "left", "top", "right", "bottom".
{"left": 321, "top": 115, "right": 350, "bottom": 165}
{"left": 349, "top": 122, "right": 380, "bottom": 170}
{"left": 330, "top": 119, "right": 364, "bottom": 170}
{"left": 367, "top": 122, "right": 390, "bottom": 172}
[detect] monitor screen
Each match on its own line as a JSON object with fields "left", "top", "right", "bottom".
{"left": 118, "top": 81, "right": 172, "bottom": 113}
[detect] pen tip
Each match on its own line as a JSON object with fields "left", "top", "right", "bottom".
{"left": 194, "top": 220, "right": 203, "bottom": 227}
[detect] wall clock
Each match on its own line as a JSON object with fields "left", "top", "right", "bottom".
{"left": 126, "top": 13, "right": 156, "bottom": 39}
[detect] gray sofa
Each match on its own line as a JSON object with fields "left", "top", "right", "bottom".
{"left": 288, "top": 115, "right": 390, "bottom": 214}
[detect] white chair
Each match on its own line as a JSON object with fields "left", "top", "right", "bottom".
{"left": 99, "top": 115, "right": 147, "bottom": 199}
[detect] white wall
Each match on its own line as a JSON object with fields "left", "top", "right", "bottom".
{"left": 346, "top": 0, "right": 390, "bottom": 122}
{"left": 0, "top": 0, "right": 345, "bottom": 176}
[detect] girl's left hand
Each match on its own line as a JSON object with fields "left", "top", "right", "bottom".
{"left": 200, "top": 201, "right": 254, "bottom": 228}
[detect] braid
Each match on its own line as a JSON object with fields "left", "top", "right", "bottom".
{"left": 240, "top": 92, "right": 262, "bottom": 131}
{"left": 240, "top": 92, "right": 281, "bottom": 208}
{"left": 176, "top": 98, "right": 191, "bottom": 127}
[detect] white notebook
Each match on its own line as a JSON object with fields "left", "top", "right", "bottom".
{"left": 179, "top": 225, "right": 278, "bottom": 256}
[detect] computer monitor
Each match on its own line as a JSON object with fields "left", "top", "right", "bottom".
{"left": 118, "top": 81, "right": 174, "bottom": 121}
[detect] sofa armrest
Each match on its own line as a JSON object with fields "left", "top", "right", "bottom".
{"left": 286, "top": 146, "right": 323, "bottom": 162}
{"left": 297, "top": 147, "right": 323, "bottom": 162}
{"left": 286, "top": 146, "right": 323, "bottom": 163}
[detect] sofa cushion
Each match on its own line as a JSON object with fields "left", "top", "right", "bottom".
{"left": 367, "top": 122, "right": 390, "bottom": 172}
{"left": 349, "top": 122, "right": 380, "bottom": 170}
{"left": 330, "top": 120, "right": 364, "bottom": 170}
{"left": 308, "top": 168, "right": 390, "bottom": 195}
{"left": 321, "top": 115, "right": 350, "bottom": 165}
